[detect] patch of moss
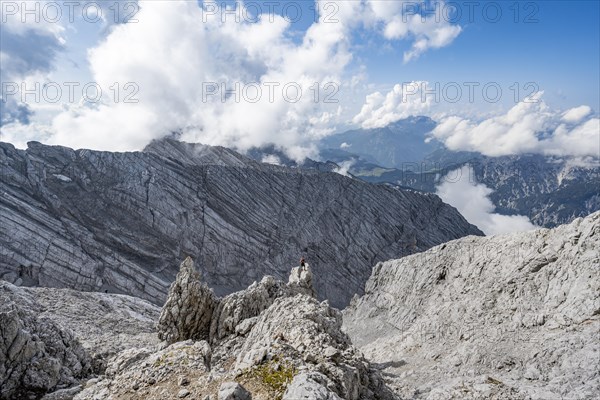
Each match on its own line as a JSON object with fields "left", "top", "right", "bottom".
{"left": 244, "top": 358, "right": 297, "bottom": 400}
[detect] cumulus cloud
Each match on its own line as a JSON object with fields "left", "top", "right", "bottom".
{"left": 352, "top": 81, "right": 433, "bottom": 128}
{"left": 562, "top": 105, "right": 592, "bottom": 123}
{"left": 431, "top": 92, "right": 600, "bottom": 158}
{"left": 1, "top": 0, "right": 461, "bottom": 159}
{"left": 363, "top": 1, "right": 462, "bottom": 62}
{"left": 436, "top": 165, "right": 537, "bottom": 235}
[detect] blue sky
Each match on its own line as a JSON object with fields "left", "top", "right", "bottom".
{"left": 1, "top": 0, "right": 598, "bottom": 157}
{"left": 355, "top": 1, "right": 600, "bottom": 109}
{"left": 69, "top": 1, "right": 600, "bottom": 107}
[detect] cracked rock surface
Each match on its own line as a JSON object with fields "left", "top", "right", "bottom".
{"left": 343, "top": 212, "right": 600, "bottom": 399}
{"left": 0, "top": 282, "right": 91, "bottom": 400}
{"left": 0, "top": 139, "right": 481, "bottom": 308}
{"left": 0, "top": 281, "right": 160, "bottom": 399}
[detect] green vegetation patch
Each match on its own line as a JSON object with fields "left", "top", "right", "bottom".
{"left": 243, "top": 358, "right": 297, "bottom": 400}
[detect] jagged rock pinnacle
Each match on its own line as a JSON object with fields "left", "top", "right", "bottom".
{"left": 288, "top": 264, "right": 316, "bottom": 298}
{"left": 158, "top": 258, "right": 322, "bottom": 345}
{"left": 157, "top": 257, "right": 216, "bottom": 344}
{"left": 80, "top": 260, "right": 395, "bottom": 399}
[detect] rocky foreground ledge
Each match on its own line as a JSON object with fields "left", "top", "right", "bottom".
{"left": 0, "top": 283, "right": 161, "bottom": 400}
{"left": 75, "top": 258, "right": 395, "bottom": 399}
{"left": 1, "top": 258, "right": 395, "bottom": 399}
{"left": 2, "top": 213, "right": 598, "bottom": 399}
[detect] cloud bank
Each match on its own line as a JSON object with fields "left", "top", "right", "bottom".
{"left": 354, "top": 85, "right": 599, "bottom": 158}
{"left": 432, "top": 93, "right": 599, "bottom": 158}
{"left": 435, "top": 165, "right": 537, "bottom": 235}
{"left": 1, "top": 0, "right": 462, "bottom": 160}
{"left": 0, "top": 0, "right": 65, "bottom": 125}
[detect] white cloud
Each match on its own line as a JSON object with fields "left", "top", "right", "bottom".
{"left": 363, "top": 1, "right": 462, "bottom": 62}
{"left": 562, "top": 105, "right": 592, "bottom": 123}
{"left": 352, "top": 81, "right": 433, "bottom": 128}
{"left": 0, "top": 1, "right": 66, "bottom": 125}
{"left": 1, "top": 0, "right": 462, "bottom": 159}
{"left": 352, "top": 85, "right": 599, "bottom": 159}
{"left": 432, "top": 92, "right": 600, "bottom": 158}
{"left": 261, "top": 154, "right": 281, "bottom": 165}
{"left": 399, "top": 15, "right": 461, "bottom": 63}
{"left": 436, "top": 165, "right": 537, "bottom": 236}
{"left": 333, "top": 159, "right": 355, "bottom": 177}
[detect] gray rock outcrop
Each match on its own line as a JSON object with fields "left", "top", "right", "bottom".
{"left": 0, "top": 282, "right": 91, "bottom": 400}
{"left": 19, "top": 285, "right": 161, "bottom": 374}
{"left": 79, "top": 259, "right": 396, "bottom": 399}
{"left": 343, "top": 211, "right": 600, "bottom": 399}
{"left": 157, "top": 257, "right": 216, "bottom": 344}
{"left": 209, "top": 275, "right": 286, "bottom": 343}
{"left": 158, "top": 258, "right": 322, "bottom": 345}
{"left": 0, "top": 280, "right": 160, "bottom": 399}
{"left": 235, "top": 295, "right": 395, "bottom": 399}
{"left": 0, "top": 139, "right": 482, "bottom": 308}
{"left": 288, "top": 264, "right": 316, "bottom": 297}
{"left": 283, "top": 372, "right": 343, "bottom": 400}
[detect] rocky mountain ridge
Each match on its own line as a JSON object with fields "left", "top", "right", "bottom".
{"left": 0, "top": 139, "right": 481, "bottom": 308}
{"left": 360, "top": 152, "right": 600, "bottom": 228}
{"left": 2, "top": 213, "right": 598, "bottom": 399}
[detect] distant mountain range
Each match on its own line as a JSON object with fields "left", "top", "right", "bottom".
{"left": 248, "top": 117, "right": 599, "bottom": 228}
{"left": 320, "top": 116, "right": 441, "bottom": 167}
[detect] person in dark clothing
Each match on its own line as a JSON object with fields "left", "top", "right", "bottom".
{"left": 300, "top": 257, "right": 306, "bottom": 270}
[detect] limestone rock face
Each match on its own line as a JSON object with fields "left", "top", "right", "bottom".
{"left": 159, "top": 258, "right": 319, "bottom": 345}
{"left": 75, "top": 340, "right": 212, "bottom": 400}
{"left": 209, "top": 275, "right": 286, "bottom": 343}
{"left": 19, "top": 285, "right": 161, "bottom": 374}
{"left": 343, "top": 212, "right": 600, "bottom": 399}
{"left": 79, "top": 260, "right": 396, "bottom": 399}
{"left": 157, "top": 257, "right": 216, "bottom": 344}
{"left": 0, "top": 282, "right": 91, "bottom": 400}
{"left": 0, "top": 139, "right": 482, "bottom": 308}
{"left": 236, "top": 295, "right": 395, "bottom": 400}
{"left": 288, "top": 264, "right": 316, "bottom": 297}
{"left": 283, "top": 372, "right": 343, "bottom": 400}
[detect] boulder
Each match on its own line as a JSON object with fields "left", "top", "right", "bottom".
{"left": 218, "top": 382, "right": 251, "bottom": 400}
{"left": 0, "top": 282, "right": 91, "bottom": 400}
